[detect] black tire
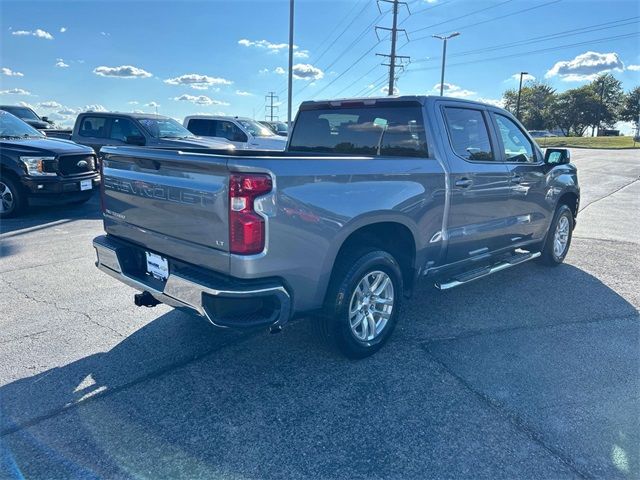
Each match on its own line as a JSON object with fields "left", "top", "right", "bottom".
{"left": 539, "top": 204, "right": 574, "bottom": 266}
{"left": 314, "top": 249, "right": 403, "bottom": 359}
{"left": 0, "top": 176, "right": 27, "bottom": 218}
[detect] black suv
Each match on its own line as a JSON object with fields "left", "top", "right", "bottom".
{"left": 0, "top": 111, "right": 100, "bottom": 218}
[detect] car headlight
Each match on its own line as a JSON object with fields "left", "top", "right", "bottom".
{"left": 20, "top": 156, "right": 57, "bottom": 176}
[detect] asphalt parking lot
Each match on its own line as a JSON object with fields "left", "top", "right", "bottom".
{"left": 1, "top": 149, "right": 638, "bottom": 479}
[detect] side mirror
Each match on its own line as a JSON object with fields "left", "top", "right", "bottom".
{"left": 125, "top": 135, "right": 146, "bottom": 146}
{"left": 544, "top": 148, "right": 570, "bottom": 165}
{"left": 42, "top": 116, "right": 50, "bottom": 122}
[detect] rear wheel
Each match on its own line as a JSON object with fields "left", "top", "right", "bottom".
{"left": 539, "top": 204, "right": 574, "bottom": 266}
{"left": 314, "top": 249, "right": 403, "bottom": 358}
{"left": 0, "top": 177, "right": 26, "bottom": 218}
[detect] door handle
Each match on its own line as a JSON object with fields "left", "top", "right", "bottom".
{"left": 512, "top": 175, "right": 522, "bottom": 184}
{"left": 455, "top": 178, "right": 473, "bottom": 188}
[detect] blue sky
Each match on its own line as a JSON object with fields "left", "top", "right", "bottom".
{"left": 1, "top": 0, "right": 638, "bottom": 131}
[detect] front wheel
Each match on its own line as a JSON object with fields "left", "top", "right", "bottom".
{"left": 0, "top": 177, "right": 26, "bottom": 218}
{"left": 315, "top": 249, "right": 403, "bottom": 359}
{"left": 539, "top": 204, "right": 574, "bottom": 266}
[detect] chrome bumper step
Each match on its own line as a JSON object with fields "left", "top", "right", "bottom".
{"left": 435, "top": 251, "right": 541, "bottom": 290}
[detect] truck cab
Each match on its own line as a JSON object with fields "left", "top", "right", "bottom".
{"left": 69, "top": 112, "right": 234, "bottom": 153}
{"left": 183, "top": 115, "right": 287, "bottom": 150}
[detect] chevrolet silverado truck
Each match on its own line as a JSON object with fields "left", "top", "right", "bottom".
{"left": 0, "top": 111, "right": 99, "bottom": 218}
{"left": 93, "top": 96, "right": 579, "bottom": 358}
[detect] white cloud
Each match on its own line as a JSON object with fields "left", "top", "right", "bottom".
{"left": 380, "top": 86, "right": 399, "bottom": 95}
{"left": 127, "top": 101, "right": 139, "bottom": 105}
{"left": 238, "top": 38, "right": 296, "bottom": 54}
{"left": 60, "top": 27, "right": 67, "bottom": 33}
{"left": 293, "top": 50, "right": 310, "bottom": 59}
{"left": 83, "top": 104, "right": 108, "bottom": 112}
{"left": 57, "top": 107, "right": 78, "bottom": 115}
{"left": 173, "top": 94, "right": 229, "bottom": 106}
{"left": 235, "top": 90, "right": 253, "bottom": 96}
{"left": 1, "top": 67, "right": 24, "bottom": 77}
{"left": 145, "top": 101, "right": 160, "bottom": 108}
{"left": 55, "top": 58, "right": 69, "bottom": 68}
{"left": 476, "top": 97, "right": 505, "bottom": 108}
{"left": 0, "top": 88, "right": 31, "bottom": 95}
{"left": 627, "top": 64, "right": 640, "bottom": 71}
{"left": 274, "top": 67, "right": 286, "bottom": 75}
{"left": 100, "top": 32, "right": 110, "bottom": 36}
{"left": 292, "top": 63, "right": 324, "bottom": 81}
{"left": 545, "top": 51, "right": 624, "bottom": 82}
{"left": 93, "top": 65, "right": 152, "bottom": 78}
{"left": 164, "top": 73, "right": 232, "bottom": 89}
{"left": 12, "top": 28, "right": 54, "bottom": 40}
{"left": 431, "top": 83, "right": 476, "bottom": 98}
{"left": 38, "top": 101, "right": 62, "bottom": 109}
{"left": 258, "top": 68, "right": 270, "bottom": 75}
{"left": 508, "top": 73, "right": 536, "bottom": 82}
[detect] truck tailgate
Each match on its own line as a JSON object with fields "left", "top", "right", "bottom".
{"left": 101, "top": 146, "right": 231, "bottom": 269}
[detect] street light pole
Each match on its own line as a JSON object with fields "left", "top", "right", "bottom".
{"left": 432, "top": 32, "right": 460, "bottom": 96}
{"left": 516, "top": 71, "right": 528, "bottom": 120}
{"left": 287, "top": 0, "right": 294, "bottom": 130}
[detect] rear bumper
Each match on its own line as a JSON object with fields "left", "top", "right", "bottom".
{"left": 93, "top": 234, "right": 291, "bottom": 329}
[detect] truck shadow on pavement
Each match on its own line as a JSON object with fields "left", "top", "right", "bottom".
{"left": 1, "top": 263, "right": 638, "bottom": 479}
{"left": 0, "top": 193, "right": 102, "bottom": 236}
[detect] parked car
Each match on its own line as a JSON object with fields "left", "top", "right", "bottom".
{"left": 55, "top": 112, "right": 233, "bottom": 153}
{"left": 0, "top": 111, "right": 100, "bottom": 218}
{"left": 0, "top": 104, "right": 54, "bottom": 130}
{"left": 259, "top": 120, "right": 289, "bottom": 137}
{"left": 94, "top": 96, "right": 579, "bottom": 358}
{"left": 528, "top": 130, "right": 557, "bottom": 138}
{"left": 184, "top": 115, "right": 287, "bottom": 150}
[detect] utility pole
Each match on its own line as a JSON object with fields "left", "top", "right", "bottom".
{"left": 265, "top": 92, "right": 279, "bottom": 121}
{"left": 287, "top": 0, "right": 295, "bottom": 129}
{"left": 515, "top": 71, "right": 528, "bottom": 120}
{"left": 432, "top": 32, "right": 460, "bottom": 96}
{"left": 594, "top": 79, "right": 606, "bottom": 137}
{"left": 376, "top": 0, "right": 410, "bottom": 96}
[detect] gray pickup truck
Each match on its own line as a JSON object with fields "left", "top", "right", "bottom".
{"left": 48, "top": 112, "right": 232, "bottom": 152}
{"left": 93, "top": 96, "right": 579, "bottom": 358}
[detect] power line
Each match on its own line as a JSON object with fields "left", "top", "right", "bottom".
{"left": 409, "top": 0, "right": 514, "bottom": 35}
{"left": 411, "top": 0, "right": 562, "bottom": 42}
{"left": 405, "top": 31, "right": 637, "bottom": 74}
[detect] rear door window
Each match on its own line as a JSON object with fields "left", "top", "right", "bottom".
{"left": 288, "top": 104, "right": 428, "bottom": 157}
{"left": 79, "top": 116, "right": 109, "bottom": 138}
{"left": 443, "top": 107, "right": 495, "bottom": 161}
{"left": 187, "top": 119, "right": 214, "bottom": 136}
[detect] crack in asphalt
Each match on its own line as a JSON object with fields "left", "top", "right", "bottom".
{"left": 0, "top": 277, "right": 126, "bottom": 340}
{"left": 578, "top": 176, "right": 639, "bottom": 213}
{"left": 421, "top": 344, "right": 593, "bottom": 480}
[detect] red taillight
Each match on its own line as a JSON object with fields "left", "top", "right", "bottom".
{"left": 229, "top": 173, "right": 272, "bottom": 255}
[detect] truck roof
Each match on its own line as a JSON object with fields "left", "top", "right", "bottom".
{"left": 77, "top": 112, "right": 171, "bottom": 120}
{"left": 299, "top": 95, "right": 499, "bottom": 110}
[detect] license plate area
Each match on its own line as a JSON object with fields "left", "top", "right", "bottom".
{"left": 80, "top": 179, "right": 92, "bottom": 191}
{"left": 145, "top": 251, "right": 169, "bottom": 281}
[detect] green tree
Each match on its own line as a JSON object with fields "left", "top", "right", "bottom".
{"left": 503, "top": 81, "right": 556, "bottom": 130}
{"left": 620, "top": 86, "right": 640, "bottom": 131}
{"left": 587, "top": 73, "right": 624, "bottom": 134}
{"left": 548, "top": 86, "right": 600, "bottom": 136}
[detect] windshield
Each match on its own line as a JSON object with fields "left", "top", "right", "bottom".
{"left": 273, "top": 122, "right": 288, "bottom": 133}
{"left": 138, "top": 117, "right": 194, "bottom": 139}
{"left": 238, "top": 119, "right": 275, "bottom": 137}
{"left": 0, "top": 111, "right": 45, "bottom": 138}
{"left": 1, "top": 106, "right": 40, "bottom": 121}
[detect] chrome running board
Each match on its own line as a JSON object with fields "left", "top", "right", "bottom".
{"left": 435, "top": 251, "right": 541, "bottom": 290}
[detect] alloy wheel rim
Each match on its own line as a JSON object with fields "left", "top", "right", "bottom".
{"left": 0, "top": 181, "right": 14, "bottom": 214}
{"left": 553, "top": 215, "right": 570, "bottom": 258}
{"left": 348, "top": 270, "right": 394, "bottom": 342}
